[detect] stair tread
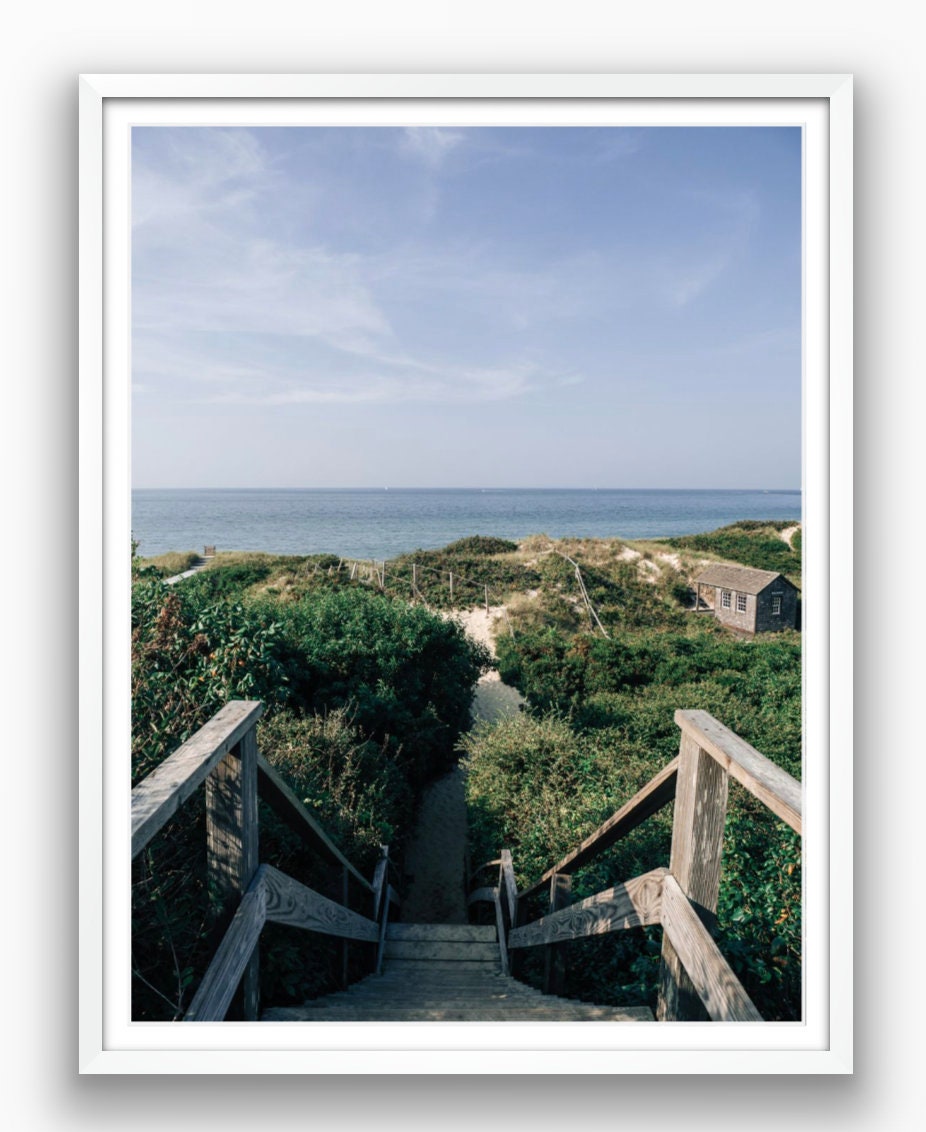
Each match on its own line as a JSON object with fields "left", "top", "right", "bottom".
{"left": 383, "top": 940, "right": 500, "bottom": 962}
{"left": 263, "top": 1004, "right": 654, "bottom": 1022}
{"left": 386, "top": 923, "right": 496, "bottom": 943}
{"left": 259, "top": 921, "right": 652, "bottom": 1023}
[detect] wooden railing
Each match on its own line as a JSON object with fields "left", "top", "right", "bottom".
{"left": 469, "top": 709, "right": 801, "bottom": 1022}
{"left": 131, "top": 700, "right": 400, "bottom": 1022}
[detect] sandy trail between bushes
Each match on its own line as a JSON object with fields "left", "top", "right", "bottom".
{"left": 400, "top": 606, "right": 525, "bottom": 923}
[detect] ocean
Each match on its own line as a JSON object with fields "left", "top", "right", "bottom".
{"left": 131, "top": 488, "right": 801, "bottom": 561}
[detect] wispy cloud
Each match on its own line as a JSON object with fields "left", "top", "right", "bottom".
{"left": 132, "top": 127, "right": 621, "bottom": 408}
{"left": 400, "top": 127, "right": 465, "bottom": 169}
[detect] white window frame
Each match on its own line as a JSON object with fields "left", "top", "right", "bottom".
{"left": 771, "top": 593, "right": 783, "bottom": 616}
{"left": 736, "top": 592, "right": 748, "bottom": 613}
{"left": 720, "top": 589, "right": 731, "bottom": 609}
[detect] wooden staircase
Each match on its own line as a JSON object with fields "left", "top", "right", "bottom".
{"left": 262, "top": 923, "right": 653, "bottom": 1021}
{"left": 132, "top": 702, "right": 800, "bottom": 1024}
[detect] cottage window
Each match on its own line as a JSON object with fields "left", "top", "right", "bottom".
{"left": 771, "top": 594, "right": 782, "bottom": 616}
{"left": 736, "top": 593, "right": 747, "bottom": 613}
{"left": 721, "top": 590, "right": 731, "bottom": 608}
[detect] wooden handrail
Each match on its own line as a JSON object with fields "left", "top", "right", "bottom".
{"left": 186, "top": 872, "right": 268, "bottom": 1022}
{"left": 518, "top": 757, "right": 679, "bottom": 901}
{"left": 675, "top": 710, "right": 801, "bottom": 833}
{"left": 261, "top": 865, "right": 380, "bottom": 941}
{"left": 660, "top": 875, "right": 762, "bottom": 1022}
{"left": 509, "top": 868, "right": 667, "bottom": 949}
{"left": 186, "top": 863, "right": 381, "bottom": 1022}
{"left": 132, "top": 700, "right": 264, "bottom": 858}
{"left": 471, "top": 709, "right": 801, "bottom": 1024}
{"left": 134, "top": 700, "right": 391, "bottom": 1022}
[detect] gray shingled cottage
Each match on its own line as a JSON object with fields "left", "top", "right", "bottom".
{"left": 694, "top": 564, "right": 798, "bottom": 634}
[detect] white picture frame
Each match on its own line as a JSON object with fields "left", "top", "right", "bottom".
{"left": 79, "top": 73, "right": 852, "bottom": 1075}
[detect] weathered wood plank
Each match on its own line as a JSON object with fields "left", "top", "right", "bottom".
{"left": 386, "top": 923, "right": 497, "bottom": 943}
{"left": 509, "top": 868, "right": 667, "bottom": 948}
{"left": 543, "top": 872, "right": 572, "bottom": 995}
{"left": 340, "top": 865, "right": 350, "bottom": 989}
{"left": 206, "top": 724, "right": 260, "bottom": 1019}
{"left": 493, "top": 893, "right": 510, "bottom": 976}
{"left": 207, "top": 726, "right": 259, "bottom": 906}
{"left": 657, "top": 731, "right": 728, "bottom": 1022}
{"left": 676, "top": 710, "right": 801, "bottom": 833}
{"left": 256, "top": 755, "right": 372, "bottom": 892}
{"left": 382, "top": 940, "right": 500, "bottom": 963}
{"left": 519, "top": 758, "right": 679, "bottom": 901}
{"left": 371, "top": 851, "right": 388, "bottom": 922}
{"left": 185, "top": 869, "right": 268, "bottom": 1022}
{"left": 265, "top": 1004, "right": 654, "bottom": 1022}
{"left": 132, "top": 701, "right": 264, "bottom": 858}
{"left": 261, "top": 865, "right": 379, "bottom": 942}
{"left": 660, "top": 875, "right": 763, "bottom": 1022}
{"left": 500, "top": 849, "right": 518, "bottom": 926}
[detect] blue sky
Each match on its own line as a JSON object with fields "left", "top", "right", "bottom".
{"left": 132, "top": 126, "right": 801, "bottom": 488}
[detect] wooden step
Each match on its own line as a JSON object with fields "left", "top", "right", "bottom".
{"left": 259, "top": 921, "right": 652, "bottom": 1023}
{"left": 382, "top": 940, "right": 500, "bottom": 963}
{"left": 385, "top": 923, "right": 496, "bottom": 943}
{"left": 380, "top": 958, "right": 501, "bottom": 972}
{"left": 263, "top": 1004, "right": 654, "bottom": 1022}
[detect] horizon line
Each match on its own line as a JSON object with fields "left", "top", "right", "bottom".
{"left": 132, "top": 485, "right": 802, "bottom": 493}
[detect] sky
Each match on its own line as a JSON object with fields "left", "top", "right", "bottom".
{"left": 131, "top": 125, "right": 801, "bottom": 489}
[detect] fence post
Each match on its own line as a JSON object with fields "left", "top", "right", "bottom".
{"left": 656, "top": 728, "right": 729, "bottom": 1021}
{"left": 449, "top": 571, "right": 454, "bottom": 602}
{"left": 205, "top": 722, "right": 260, "bottom": 1020}
{"left": 340, "top": 865, "right": 350, "bottom": 989}
{"left": 485, "top": 584, "right": 490, "bottom": 614}
{"left": 542, "top": 872, "right": 571, "bottom": 995}
{"left": 497, "top": 849, "right": 516, "bottom": 976}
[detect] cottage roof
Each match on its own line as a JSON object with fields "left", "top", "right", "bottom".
{"left": 694, "top": 564, "right": 792, "bottom": 595}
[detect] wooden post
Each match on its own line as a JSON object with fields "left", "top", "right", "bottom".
{"left": 656, "top": 730, "right": 729, "bottom": 1021}
{"left": 485, "top": 584, "right": 490, "bottom": 614}
{"left": 371, "top": 846, "right": 389, "bottom": 974}
{"left": 206, "top": 723, "right": 260, "bottom": 1020}
{"left": 340, "top": 865, "right": 350, "bottom": 989}
{"left": 449, "top": 571, "right": 454, "bottom": 602}
{"left": 542, "top": 872, "right": 572, "bottom": 996}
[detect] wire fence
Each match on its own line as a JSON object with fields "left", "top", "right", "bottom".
{"left": 320, "top": 550, "right": 610, "bottom": 641}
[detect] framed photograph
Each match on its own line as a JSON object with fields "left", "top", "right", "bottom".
{"left": 79, "top": 73, "right": 852, "bottom": 1074}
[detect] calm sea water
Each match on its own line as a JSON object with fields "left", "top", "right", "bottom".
{"left": 131, "top": 489, "right": 801, "bottom": 560}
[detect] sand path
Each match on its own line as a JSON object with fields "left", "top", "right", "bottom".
{"left": 400, "top": 605, "right": 525, "bottom": 923}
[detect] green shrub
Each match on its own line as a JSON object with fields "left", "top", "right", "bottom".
{"left": 266, "top": 587, "right": 491, "bottom": 791}
{"left": 465, "top": 612, "right": 802, "bottom": 1019}
{"left": 131, "top": 575, "right": 489, "bottom": 1020}
{"left": 258, "top": 708, "right": 413, "bottom": 875}
{"left": 663, "top": 521, "right": 801, "bottom": 581}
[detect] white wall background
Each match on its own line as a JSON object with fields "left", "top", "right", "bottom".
{"left": 2, "top": 2, "right": 918, "bottom": 1127}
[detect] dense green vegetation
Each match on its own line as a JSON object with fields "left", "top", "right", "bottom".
{"left": 382, "top": 535, "right": 541, "bottom": 609}
{"left": 660, "top": 519, "right": 801, "bottom": 583}
{"left": 460, "top": 535, "right": 803, "bottom": 1021}
{"left": 131, "top": 554, "right": 489, "bottom": 1019}
{"left": 131, "top": 524, "right": 802, "bottom": 1022}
